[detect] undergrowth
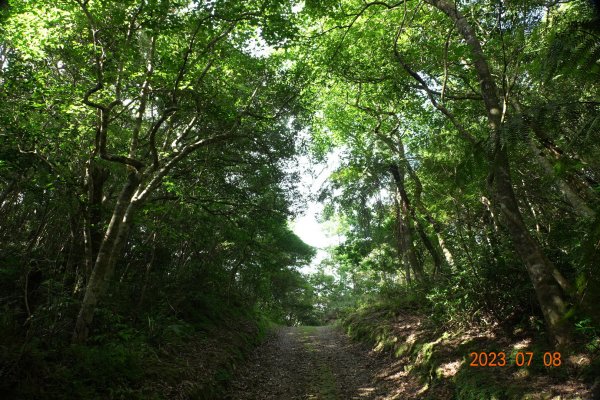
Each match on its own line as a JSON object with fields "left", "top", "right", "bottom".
{"left": 339, "top": 289, "right": 599, "bottom": 400}
{"left": 0, "top": 293, "right": 274, "bottom": 400}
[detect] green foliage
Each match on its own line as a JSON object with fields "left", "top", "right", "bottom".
{"left": 0, "top": 0, "right": 319, "bottom": 398}
{"left": 0, "top": 291, "right": 274, "bottom": 400}
{"left": 2, "top": 337, "right": 146, "bottom": 399}
{"left": 543, "top": 1, "right": 599, "bottom": 84}
{"left": 301, "top": 0, "right": 600, "bottom": 356}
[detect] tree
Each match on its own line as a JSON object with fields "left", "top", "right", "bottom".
{"left": 303, "top": 0, "right": 599, "bottom": 346}
{"left": 2, "top": 0, "right": 310, "bottom": 343}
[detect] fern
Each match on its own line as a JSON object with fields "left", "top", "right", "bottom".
{"left": 544, "top": 18, "right": 600, "bottom": 83}
{"left": 502, "top": 102, "right": 600, "bottom": 150}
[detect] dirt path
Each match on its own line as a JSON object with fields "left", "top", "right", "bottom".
{"left": 225, "top": 325, "right": 420, "bottom": 400}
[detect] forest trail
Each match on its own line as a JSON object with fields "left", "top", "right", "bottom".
{"left": 225, "top": 325, "right": 421, "bottom": 400}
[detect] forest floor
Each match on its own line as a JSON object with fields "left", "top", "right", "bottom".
{"left": 225, "top": 325, "right": 422, "bottom": 400}
{"left": 224, "top": 322, "right": 596, "bottom": 400}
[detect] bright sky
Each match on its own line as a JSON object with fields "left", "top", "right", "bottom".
{"left": 290, "top": 149, "right": 343, "bottom": 274}
{"left": 241, "top": 9, "right": 335, "bottom": 275}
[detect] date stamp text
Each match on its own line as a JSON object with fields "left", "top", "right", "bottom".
{"left": 469, "top": 351, "right": 562, "bottom": 367}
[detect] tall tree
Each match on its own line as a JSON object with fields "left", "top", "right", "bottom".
{"left": 303, "top": 0, "right": 599, "bottom": 346}
{"left": 2, "top": 0, "right": 309, "bottom": 343}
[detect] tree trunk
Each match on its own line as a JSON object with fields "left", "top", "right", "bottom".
{"left": 72, "top": 171, "right": 141, "bottom": 344}
{"left": 528, "top": 138, "right": 596, "bottom": 219}
{"left": 394, "top": 193, "right": 412, "bottom": 285}
{"left": 405, "top": 160, "right": 455, "bottom": 271}
{"left": 520, "top": 178, "right": 545, "bottom": 237}
{"left": 0, "top": 179, "right": 16, "bottom": 208}
{"left": 390, "top": 164, "right": 425, "bottom": 282}
{"left": 83, "top": 161, "right": 109, "bottom": 279}
{"left": 518, "top": 101, "right": 600, "bottom": 205}
{"left": 415, "top": 221, "right": 444, "bottom": 278}
{"left": 425, "top": 0, "right": 573, "bottom": 347}
{"left": 375, "top": 126, "right": 455, "bottom": 272}
{"left": 136, "top": 232, "right": 156, "bottom": 318}
{"left": 480, "top": 195, "right": 502, "bottom": 264}
{"left": 402, "top": 204, "right": 424, "bottom": 281}
{"left": 436, "top": 233, "right": 454, "bottom": 269}
{"left": 492, "top": 148, "right": 572, "bottom": 347}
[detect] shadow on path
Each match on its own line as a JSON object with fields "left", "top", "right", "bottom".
{"left": 225, "top": 325, "right": 419, "bottom": 400}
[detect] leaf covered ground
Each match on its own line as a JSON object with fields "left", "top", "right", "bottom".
{"left": 225, "top": 318, "right": 597, "bottom": 400}
{"left": 226, "top": 325, "right": 421, "bottom": 399}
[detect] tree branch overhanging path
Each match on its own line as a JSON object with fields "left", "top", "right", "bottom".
{"left": 304, "top": 0, "right": 600, "bottom": 348}
{"left": 70, "top": 0, "right": 273, "bottom": 343}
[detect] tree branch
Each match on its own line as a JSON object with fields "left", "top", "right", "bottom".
{"left": 148, "top": 107, "right": 178, "bottom": 171}
{"left": 393, "top": 27, "right": 480, "bottom": 147}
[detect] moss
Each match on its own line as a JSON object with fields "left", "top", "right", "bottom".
{"left": 298, "top": 326, "right": 338, "bottom": 399}
{"left": 317, "top": 363, "right": 338, "bottom": 399}
{"left": 340, "top": 301, "right": 589, "bottom": 400}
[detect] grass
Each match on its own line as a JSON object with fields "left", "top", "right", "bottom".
{"left": 299, "top": 326, "right": 339, "bottom": 399}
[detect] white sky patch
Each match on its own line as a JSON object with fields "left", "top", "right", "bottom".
{"left": 292, "top": 2, "right": 305, "bottom": 14}
{"left": 290, "top": 147, "right": 344, "bottom": 274}
{"left": 243, "top": 2, "right": 303, "bottom": 58}
{"left": 244, "top": 28, "right": 275, "bottom": 58}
